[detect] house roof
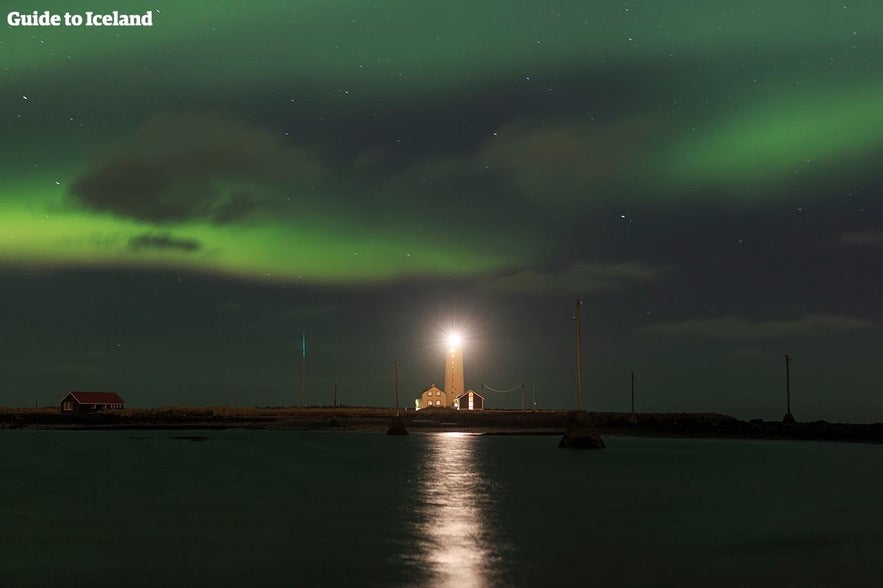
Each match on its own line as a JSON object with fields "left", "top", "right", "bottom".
{"left": 422, "top": 384, "right": 443, "bottom": 393}
{"left": 457, "top": 389, "right": 484, "bottom": 399}
{"left": 65, "top": 391, "right": 125, "bottom": 405}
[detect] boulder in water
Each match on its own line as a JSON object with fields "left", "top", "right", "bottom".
{"left": 559, "top": 410, "right": 605, "bottom": 449}
{"left": 387, "top": 415, "right": 408, "bottom": 435}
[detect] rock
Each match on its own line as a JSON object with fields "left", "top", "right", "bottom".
{"left": 386, "top": 415, "right": 408, "bottom": 435}
{"left": 559, "top": 410, "right": 605, "bottom": 449}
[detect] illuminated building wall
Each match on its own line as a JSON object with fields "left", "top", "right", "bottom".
{"left": 420, "top": 385, "right": 447, "bottom": 409}
{"left": 455, "top": 390, "right": 484, "bottom": 411}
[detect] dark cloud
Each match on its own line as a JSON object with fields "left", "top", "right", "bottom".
{"left": 640, "top": 314, "right": 876, "bottom": 341}
{"left": 71, "top": 155, "right": 209, "bottom": 223}
{"left": 69, "top": 113, "right": 326, "bottom": 224}
{"left": 128, "top": 232, "right": 201, "bottom": 252}
{"left": 480, "top": 261, "right": 670, "bottom": 296}
{"left": 476, "top": 117, "right": 661, "bottom": 202}
{"left": 371, "top": 115, "right": 663, "bottom": 217}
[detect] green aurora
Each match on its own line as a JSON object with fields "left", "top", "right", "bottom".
{"left": 3, "top": 0, "right": 883, "bottom": 282}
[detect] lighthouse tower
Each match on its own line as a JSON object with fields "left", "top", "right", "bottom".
{"left": 444, "top": 334, "right": 465, "bottom": 407}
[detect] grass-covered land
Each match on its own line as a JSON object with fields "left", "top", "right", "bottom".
{"left": 1, "top": 406, "right": 881, "bottom": 443}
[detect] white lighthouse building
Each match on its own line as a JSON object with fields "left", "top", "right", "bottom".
{"left": 416, "top": 332, "right": 484, "bottom": 410}
{"left": 444, "top": 334, "right": 465, "bottom": 401}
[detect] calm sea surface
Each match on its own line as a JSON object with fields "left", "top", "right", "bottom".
{"left": 1, "top": 430, "right": 881, "bottom": 587}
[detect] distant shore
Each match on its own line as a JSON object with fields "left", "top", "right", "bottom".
{"left": 1, "top": 407, "right": 881, "bottom": 444}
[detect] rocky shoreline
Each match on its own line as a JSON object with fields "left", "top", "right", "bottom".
{"left": 1, "top": 407, "right": 882, "bottom": 444}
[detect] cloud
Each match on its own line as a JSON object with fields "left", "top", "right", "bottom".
{"left": 641, "top": 313, "right": 876, "bottom": 341}
{"left": 128, "top": 232, "right": 201, "bottom": 252}
{"left": 481, "top": 261, "right": 669, "bottom": 295}
{"left": 841, "top": 230, "right": 883, "bottom": 246}
{"left": 69, "top": 113, "right": 325, "bottom": 224}
{"left": 374, "top": 115, "right": 662, "bottom": 212}
{"left": 475, "top": 117, "right": 660, "bottom": 201}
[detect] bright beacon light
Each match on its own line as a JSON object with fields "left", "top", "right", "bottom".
{"left": 446, "top": 332, "right": 463, "bottom": 348}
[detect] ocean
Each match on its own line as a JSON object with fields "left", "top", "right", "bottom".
{"left": 1, "top": 430, "right": 881, "bottom": 587}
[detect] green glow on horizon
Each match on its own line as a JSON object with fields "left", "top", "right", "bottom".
{"left": 0, "top": 206, "right": 524, "bottom": 282}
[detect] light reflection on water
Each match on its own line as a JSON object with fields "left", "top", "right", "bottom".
{"left": 3, "top": 431, "right": 882, "bottom": 587}
{"left": 405, "top": 432, "right": 502, "bottom": 587}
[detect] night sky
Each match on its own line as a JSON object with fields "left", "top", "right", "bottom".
{"left": 2, "top": 1, "right": 881, "bottom": 421}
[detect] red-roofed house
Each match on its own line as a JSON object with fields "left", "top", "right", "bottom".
{"left": 60, "top": 391, "right": 125, "bottom": 413}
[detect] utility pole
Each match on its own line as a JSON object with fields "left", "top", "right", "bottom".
{"left": 785, "top": 355, "right": 791, "bottom": 413}
{"left": 521, "top": 383, "right": 525, "bottom": 411}
{"left": 783, "top": 354, "right": 795, "bottom": 423}
{"left": 333, "top": 383, "right": 338, "bottom": 408}
{"left": 394, "top": 360, "right": 400, "bottom": 417}
{"left": 575, "top": 298, "right": 583, "bottom": 411}
{"left": 300, "top": 332, "right": 306, "bottom": 407}
{"left": 630, "top": 372, "right": 636, "bottom": 417}
{"left": 386, "top": 359, "right": 407, "bottom": 435}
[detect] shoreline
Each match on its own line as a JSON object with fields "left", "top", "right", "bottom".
{"left": 1, "top": 407, "right": 881, "bottom": 444}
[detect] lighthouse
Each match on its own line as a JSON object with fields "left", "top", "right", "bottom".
{"left": 416, "top": 330, "right": 483, "bottom": 410}
{"left": 444, "top": 332, "right": 465, "bottom": 406}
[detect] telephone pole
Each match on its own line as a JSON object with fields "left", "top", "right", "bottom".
{"left": 575, "top": 298, "right": 583, "bottom": 411}
{"left": 783, "top": 354, "right": 795, "bottom": 423}
{"left": 394, "top": 360, "right": 400, "bottom": 417}
{"left": 630, "top": 372, "right": 636, "bottom": 416}
{"left": 387, "top": 359, "right": 408, "bottom": 435}
{"left": 300, "top": 332, "right": 306, "bottom": 407}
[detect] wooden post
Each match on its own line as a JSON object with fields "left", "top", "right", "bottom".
{"left": 782, "top": 354, "right": 796, "bottom": 423}
{"left": 394, "top": 360, "right": 400, "bottom": 417}
{"left": 785, "top": 354, "right": 791, "bottom": 414}
{"left": 329, "top": 383, "right": 340, "bottom": 427}
{"left": 300, "top": 332, "right": 306, "bottom": 407}
{"left": 575, "top": 298, "right": 583, "bottom": 411}
{"left": 387, "top": 359, "right": 408, "bottom": 435}
{"left": 630, "top": 372, "right": 635, "bottom": 416}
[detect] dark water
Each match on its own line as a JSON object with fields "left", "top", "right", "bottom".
{"left": 1, "top": 430, "right": 881, "bottom": 587}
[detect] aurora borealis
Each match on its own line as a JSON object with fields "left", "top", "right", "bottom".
{"left": 2, "top": 1, "right": 881, "bottom": 420}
